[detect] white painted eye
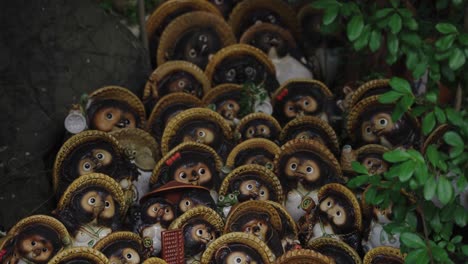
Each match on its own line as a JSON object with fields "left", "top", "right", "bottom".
{"left": 247, "top": 184, "right": 253, "bottom": 190}
{"left": 126, "top": 253, "right": 133, "bottom": 259}
{"left": 379, "top": 118, "right": 388, "bottom": 126}
{"left": 306, "top": 166, "right": 314, "bottom": 174}
{"left": 152, "top": 206, "right": 158, "bottom": 212}
{"left": 219, "top": 196, "right": 225, "bottom": 201}
{"left": 189, "top": 49, "right": 197, "bottom": 58}
{"left": 228, "top": 103, "right": 234, "bottom": 109}
{"left": 42, "top": 248, "right": 48, "bottom": 252}
{"left": 165, "top": 208, "right": 171, "bottom": 214}
{"left": 198, "top": 168, "right": 206, "bottom": 175}
{"left": 88, "top": 197, "right": 96, "bottom": 205}
{"left": 178, "top": 80, "right": 186, "bottom": 88}
{"left": 199, "top": 34, "right": 208, "bottom": 42}
{"left": 106, "top": 112, "right": 113, "bottom": 120}
{"left": 303, "top": 100, "right": 310, "bottom": 106}
{"left": 235, "top": 257, "right": 243, "bottom": 263}
{"left": 327, "top": 200, "right": 333, "bottom": 207}
{"left": 226, "top": 69, "right": 236, "bottom": 81}
{"left": 245, "top": 67, "right": 255, "bottom": 76}
{"left": 105, "top": 201, "right": 110, "bottom": 208}
{"left": 83, "top": 162, "right": 92, "bottom": 171}
{"left": 185, "top": 200, "right": 191, "bottom": 206}
{"left": 228, "top": 194, "right": 235, "bottom": 199}
{"left": 336, "top": 210, "right": 342, "bottom": 217}
{"left": 96, "top": 152, "right": 105, "bottom": 160}
{"left": 260, "top": 190, "right": 266, "bottom": 196}
{"left": 197, "top": 229, "right": 203, "bottom": 236}
{"left": 248, "top": 128, "right": 255, "bottom": 135}
{"left": 31, "top": 241, "right": 37, "bottom": 246}
{"left": 289, "top": 163, "right": 297, "bottom": 170}
{"left": 198, "top": 130, "right": 206, "bottom": 137}
{"left": 179, "top": 172, "right": 187, "bottom": 179}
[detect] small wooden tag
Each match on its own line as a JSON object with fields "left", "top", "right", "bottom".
{"left": 162, "top": 229, "right": 184, "bottom": 264}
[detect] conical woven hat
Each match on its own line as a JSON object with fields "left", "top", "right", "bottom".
{"left": 240, "top": 22, "right": 297, "bottom": 50}
{"left": 157, "top": 11, "right": 236, "bottom": 67}
{"left": 53, "top": 130, "right": 122, "bottom": 193}
{"left": 142, "top": 60, "right": 210, "bottom": 102}
{"left": 236, "top": 112, "right": 282, "bottom": 141}
{"left": 202, "top": 83, "right": 243, "bottom": 106}
{"left": 219, "top": 164, "right": 284, "bottom": 203}
{"left": 363, "top": 246, "right": 405, "bottom": 264}
{"left": 110, "top": 128, "right": 160, "bottom": 164}
{"left": 48, "top": 247, "right": 109, "bottom": 263}
{"left": 225, "top": 200, "right": 282, "bottom": 233}
{"left": 348, "top": 79, "right": 391, "bottom": 108}
{"left": 57, "top": 173, "right": 126, "bottom": 217}
{"left": 143, "top": 257, "right": 168, "bottom": 264}
{"left": 308, "top": 237, "right": 362, "bottom": 264}
{"left": 226, "top": 138, "right": 280, "bottom": 169}
{"left": 201, "top": 232, "right": 276, "bottom": 263}
{"left": 93, "top": 231, "right": 143, "bottom": 252}
{"left": 168, "top": 206, "right": 224, "bottom": 231}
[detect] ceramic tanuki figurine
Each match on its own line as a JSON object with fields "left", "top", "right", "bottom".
{"left": 274, "top": 139, "right": 343, "bottom": 222}
{"left": 53, "top": 130, "right": 138, "bottom": 207}
{"left": 272, "top": 79, "right": 334, "bottom": 126}
{"left": 236, "top": 113, "right": 281, "bottom": 143}
{"left": 0, "top": 215, "right": 71, "bottom": 264}
{"left": 168, "top": 207, "right": 224, "bottom": 264}
{"left": 110, "top": 128, "right": 160, "bottom": 205}
{"left": 279, "top": 115, "right": 340, "bottom": 157}
{"left": 225, "top": 201, "right": 285, "bottom": 257}
{"left": 225, "top": 138, "right": 280, "bottom": 172}
{"left": 228, "top": 0, "right": 300, "bottom": 39}
{"left": 336, "top": 79, "right": 392, "bottom": 113}
{"left": 346, "top": 95, "right": 420, "bottom": 149}
{"left": 93, "top": 232, "right": 147, "bottom": 263}
{"left": 300, "top": 183, "right": 362, "bottom": 252}
{"left": 219, "top": 164, "right": 283, "bottom": 205}
{"left": 204, "top": 44, "right": 279, "bottom": 94}
{"left": 142, "top": 61, "right": 210, "bottom": 110}
{"left": 308, "top": 237, "right": 362, "bottom": 264}
{"left": 160, "top": 108, "right": 233, "bottom": 159}
{"left": 137, "top": 196, "right": 176, "bottom": 256}
{"left": 84, "top": 86, "right": 146, "bottom": 133}
{"left": 150, "top": 142, "right": 223, "bottom": 201}
{"left": 47, "top": 247, "right": 109, "bottom": 263}
{"left": 157, "top": 11, "right": 235, "bottom": 69}
{"left": 363, "top": 246, "right": 405, "bottom": 264}
{"left": 200, "top": 232, "right": 276, "bottom": 264}
{"left": 146, "top": 93, "right": 203, "bottom": 144}
{"left": 54, "top": 173, "right": 125, "bottom": 248}
{"left": 240, "top": 23, "right": 313, "bottom": 84}
{"left": 203, "top": 84, "right": 243, "bottom": 126}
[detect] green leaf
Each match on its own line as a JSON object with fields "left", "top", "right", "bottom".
{"left": 347, "top": 175, "right": 370, "bottom": 188}
{"left": 414, "top": 163, "right": 428, "bottom": 184}
{"left": 462, "top": 245, "right": 468, "bottom": 256}
{"left": 401, "top": 232, "right": 426, "bottom": 248}
{"left": 436, "top": 23, "right": 458, "bottom": 34}
{"left": 449, "top": 48, "right": 466, "bottom": 70}
{"left": 351, "top": 161, "right": 369, "bottom": 175}
{"left": 390, "top": 0, "right": 400, "bottom": 8}
{"left": 353, "top": 25, "right": 371, "bottom": 50}
{"left": 431, "top": 212, "right": 443, "bottom": 232}
{"left": 369, "top": 30, "right": 382, "bottom": 52}
{"left": 437, "top": 177, "right": 453, "bottom": 206}
{"left": 389, "top": 77, "right": 412, "bottom": 94}
{"left": 426, "top": 145, "right": 439, "bottom": 167}
{"left": 388, "top": 33, "right": 399, "bottom": 55}
{"left": 404, "top": 18, "right": 418, "bottom": 30}
{"left": 424, "top": 175, "right": 437, "bottom": 200}
{"left": 311, "top": 0, "right": 340, "bottom": 9}
{"left": 431, "top": 244, "right": 449, "bottom": 262}
{"left": 451, "top": 235, "right": 462, "bottom": 244}
{"left": 388, "top": 13, "right": 402, "bottom": 34}
{"left": 375, "top": 8, "right": 393, "bottom": 18}
{"left": 443, "top": 131, "right": 464, "bottom": 146}
{"left": 398, "top": 160, "right": 415, "bottom": 182}
{"left": 383, "top": 149, "right": 411, "bottom": 162}
{"left": 454, "top": 206, "right": 467, "bottom": 226}
{"left": 365, "top": 186, "right": 377, "bottom": 204}
{"left": 405, "top": 211, "right": 418, "bottom": 230}
{"left": 398, "top": 8, "right": 413, "bottom": 18}
{"left": 445, "top": 108, "right": 464, "bottom": 126}
{"left": 435, "top": 34, "right": 456, "bottom": 51}
{"left": 422, "top": 112, "right": 436, "bottom": 135}
{"left": 379, "top": 91, "right": 403, "bottom": 103}
{"left": 347, "top": 15, "right": 364, "bottom": 41}
{"left": 434, "top": 106, "right": 446, "bottom": 123}
{"left": 323, "top": 5, "right": 340, "bottom": 25}
{"left": 406, "top": 51, "right": 418, "bottom": 69}
{"left": 412, "top": 105, "right": 428, "bottom": 116}
{"left": 399, "top": 95, "right": 415, "bottom": 111}
{"left": 459, "top": 33, "right": 468, "bottom": 45}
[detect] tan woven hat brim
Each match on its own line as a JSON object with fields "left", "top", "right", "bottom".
{"left": 205, "top": 44, "right": 276, "bottom": 85}
{"left": 89, "top": 86, "right": 146, "bottom": 127}
{"left": 168, "top": 207, "right": 224, "bottom": 231}
{"left": 110, "top": 128, "right": 160, "bottom": 160}
{"left": 274, "top": 248, "right": 334, "bottom": 264}
{"left": 150, "top": 142, "right": 223, "bottom": 185}
{"left": 202, "top": 84, "right": 243, "bottom": 105}
{"left": 280, "top": 115, "right": 339, "bottom": 155}
{"left": 53, "top": 130, "right": 122, "bottom": 193}
{"left": 265, "top": 200, "right": 298, "bottom": 237}
{"left": 355, "top": 144, "right": 389, "bottom": 157}
{"left": 272, "top": 78, "right": 333, "bottom": 106}
{"left": 157, "top": 11, "right": 236, "bottom": 67}
{"left": 274, "top": 138, "right": 343, "bottom": 179}
{"left": 363, "top": 246, "right": 404, "bottom": 264}
{"left": 240, "top": 22, "right": 297, "bottom": 49}
{"left": 226, "top": 138, "right": 280, "bottom": 168}
{"left": 228, "top": 0, "right": 301, "bottom": 39}
{"left": 201, "top": 232, "right": 276, "bottom": 264}
{"left": 317, "top": 183, "right": 362, "bottom": 231}
{"left": 225, "top": 200, "right": 282, "bottom": 233}
{"left": 48, "top": 247, "right": 109, "bottom": 263}
{"left": 219, "top": 164, "right": 284, "bottom": 203}
{"left": 143, "top": 257, "right": 168, "bottom": 264}
{"left": 346, "top": 95, "right": 382, "bottom": 142}
{"left": 349, "top": 79, "right": 390, "bottom": 107}
{"left": 308, "top": 237, "right": 362, "bottom": 264}
{"left": 93, "top": 231, "right": 142, "bottom": 252}
{"left": 142, "top": 61, "right": 210, "bottom": 102}
{"left": 8, "top": 215, "right": 71, "bottom": 247}
{"left": 146, "top": 0, "right": 222, "bottom": 41}
{"left": 160, "top": 107, "right": 233, "bottom": 155}
{"left": 236, "top": 112, "right": 282, "bottom": 137}
{"left": 57, "top": 173, "right": 126, "bottom": 217}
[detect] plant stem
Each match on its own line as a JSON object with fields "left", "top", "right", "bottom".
{"left": 417, "top": 204, "right": 435, "bottom": 264}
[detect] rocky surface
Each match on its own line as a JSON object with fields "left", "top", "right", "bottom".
{"left": 0, "top": 0, "right": 151, "bottom": 229}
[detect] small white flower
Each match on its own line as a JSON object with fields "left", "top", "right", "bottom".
{"left": 253, "top": 99, "right": 273, "bottom": 115}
